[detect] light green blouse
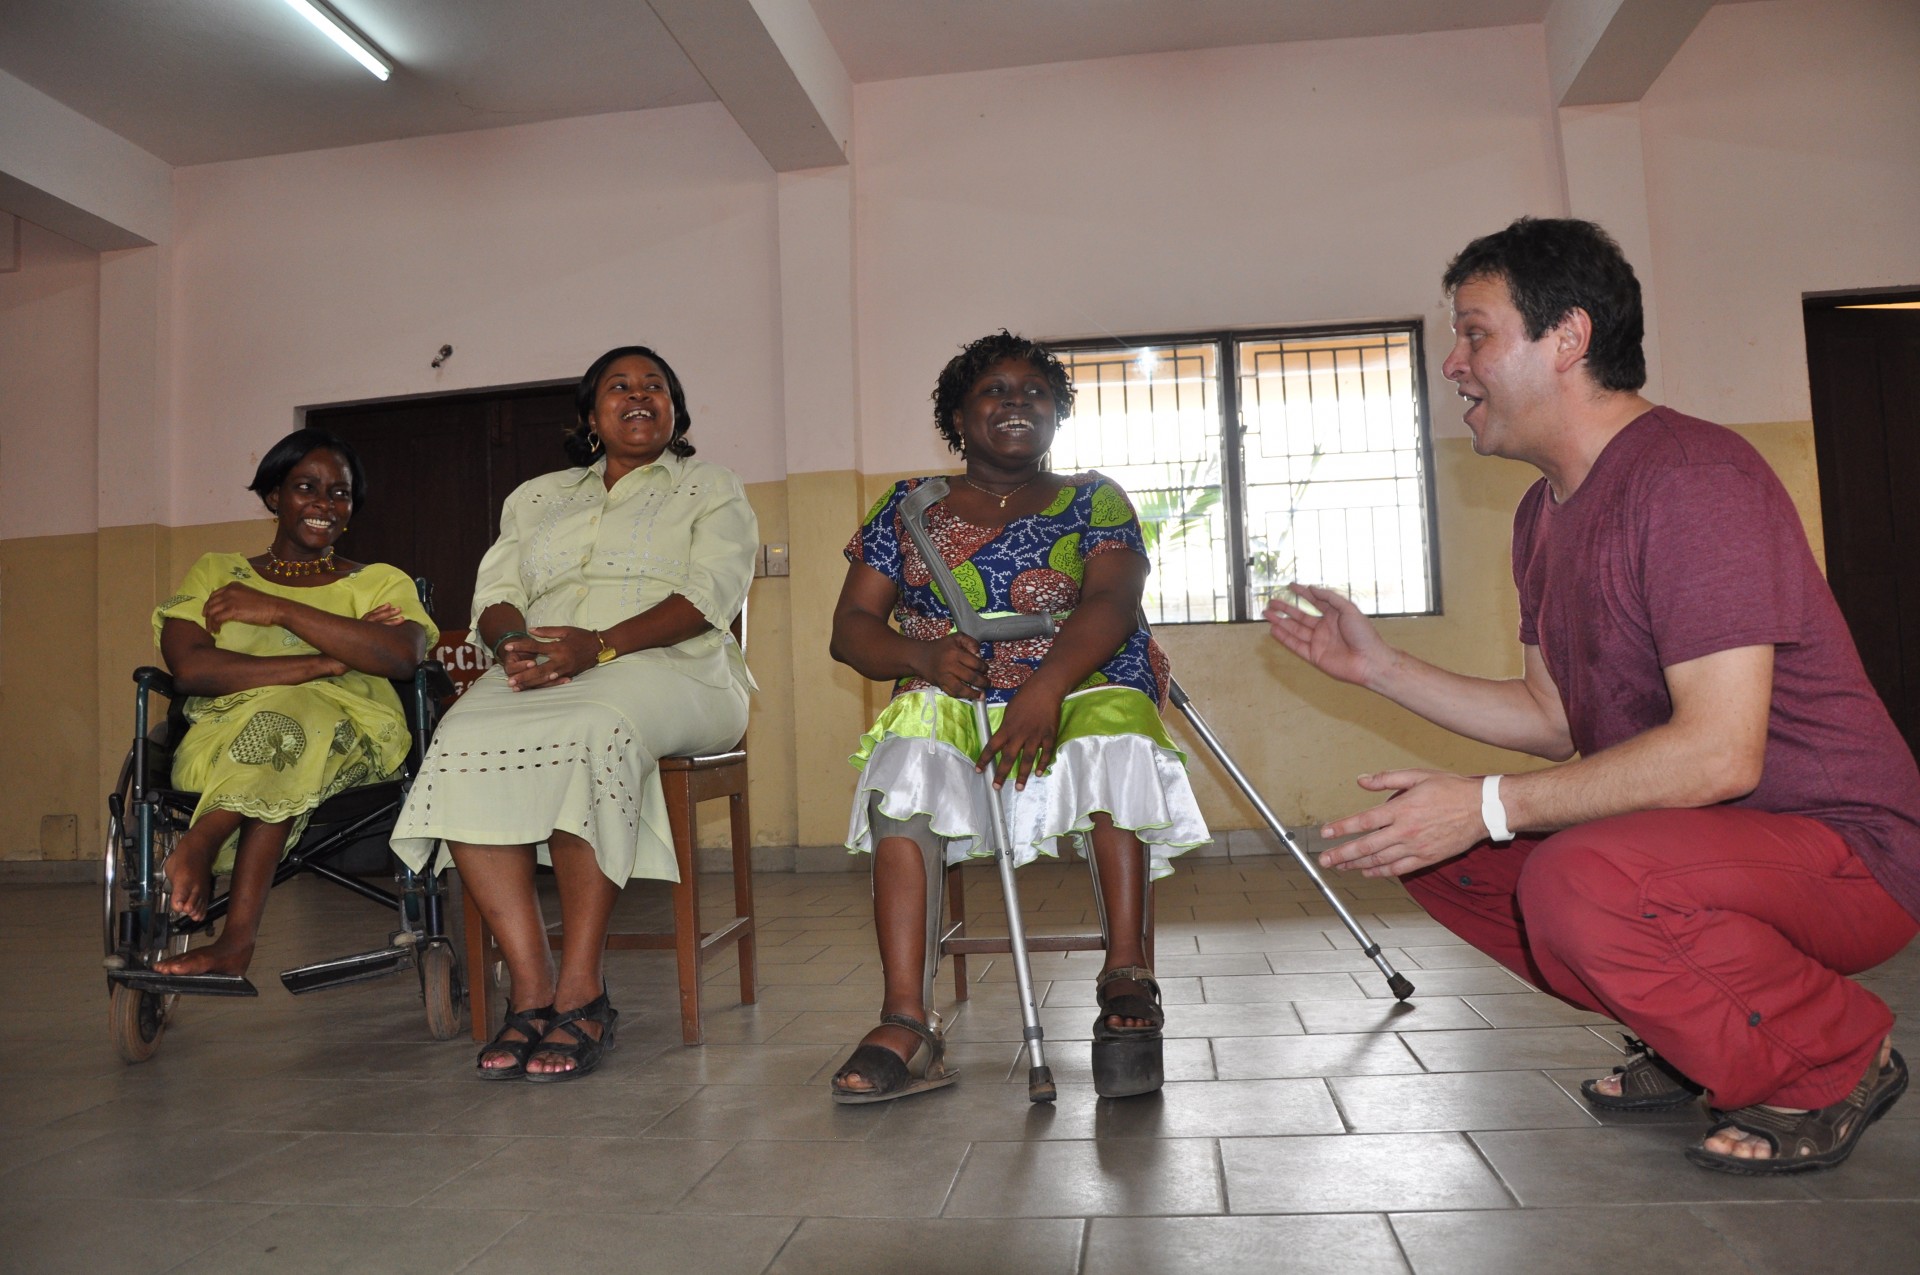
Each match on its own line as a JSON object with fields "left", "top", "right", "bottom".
{"left": 471, "top": 452, "right": 759, "bottom": 690}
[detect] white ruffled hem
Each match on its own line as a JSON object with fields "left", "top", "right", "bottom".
{"left": 845, "top": 732, "right": 1209, "bottom": 879}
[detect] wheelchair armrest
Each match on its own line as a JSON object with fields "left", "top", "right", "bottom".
{"left": 133, "top": 666, "right": 177, "bottom": 699}
{"left": 416, "top": 660, "right": 455, "bottom": 700}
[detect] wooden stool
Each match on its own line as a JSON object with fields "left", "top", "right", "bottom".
{"left": 939, "top": 855, "right": 1155, "bottom": 1000}
{"left": 463, "top": 745, "right": 757, "bottom": 1046}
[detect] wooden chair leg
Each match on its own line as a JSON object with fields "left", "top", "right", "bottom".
{"left": 730, "top": 787, "right": 756, "bottom": 1006}
{"left": 665, "top": 769, "right": 704, "bottom": 1046}
{"left": 462, "top": 880, "right": 497, "bottom": 1043}
{"left": 948, "top": 862, "right": 969, "bottom": 1001}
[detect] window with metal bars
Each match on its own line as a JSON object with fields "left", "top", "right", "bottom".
{"left": 1046, "top": 323, "right": 1438, "bottom": 624}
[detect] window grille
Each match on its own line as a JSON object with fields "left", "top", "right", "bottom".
{"left": 1048, "top": 323, "right": 1436, "bottom": 624}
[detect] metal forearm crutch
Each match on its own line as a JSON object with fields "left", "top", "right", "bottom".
{"left": 1163, "top": 673, "right": 1414, "bottom": 1001}
{"left": 899, "top": 478, "right": 1059, "bottom": 1103}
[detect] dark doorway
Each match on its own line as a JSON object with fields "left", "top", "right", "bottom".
{"left": 307, "top": 383, "right": 576, "bottom": 632}
{"left": 1804, "top": 295, "right": 1920, "bottom": 756}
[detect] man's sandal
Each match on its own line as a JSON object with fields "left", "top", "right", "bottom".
{"left": 1092, "top": 966, "right": 1165, "bottom": 1099}
{"left": 474, "top": 1003, "right": 555, "bottom": 1081}
{"left": 1686, "top": 1048, "right": 1908, "bottom": 1175}
{"left": 830, "top": 1012, "right": 957, "bottom": 1105}
{"left": 524, "top": 990, "right": 618, "bottom": 1084}
{"left": 1580, "top": 1035, "right": 1704, "bottom": 1112}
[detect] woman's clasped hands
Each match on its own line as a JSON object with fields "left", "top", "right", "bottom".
{"left": 497, "top": 626, "right": 607, "bottom": 691}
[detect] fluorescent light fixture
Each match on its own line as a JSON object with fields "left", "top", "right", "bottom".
{"left": 283, "top": 0, "right": 391, "bottom": 81}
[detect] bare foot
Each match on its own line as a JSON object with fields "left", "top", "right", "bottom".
{"left": 1698, "top": 1037, "right": 1895, "bottom": 1162}
{"left": 833, "top": 1017, "right": 929, "bottom": 1093}
{"left": 153, "top": 935, "right": 255, "bottom": 977}
{"left": 161, "top": 825, "right": 223, "bottom": 922}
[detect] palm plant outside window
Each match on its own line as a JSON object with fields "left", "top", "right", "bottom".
{"left": 1046, "top": 324, "right": 1437, "bottom": 624}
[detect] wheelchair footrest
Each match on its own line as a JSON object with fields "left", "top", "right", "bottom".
{"left": 279, "top": 945, "right": 414, "bottom": 995}
{"left": 108, "top": 969, "right": 258, "bottom": 997}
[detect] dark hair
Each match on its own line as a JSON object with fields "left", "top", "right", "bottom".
{"left": 248, "top": 428, "right": 366, "bottom": 511}
{"left": 566, "top": 345, "right": 696, "bottom": 466}
{"left": 931, "top": 330, "right": 1076, "bottom": 454}
{"left": 1441, "top": 217, "right": 1647, "bottom": 393}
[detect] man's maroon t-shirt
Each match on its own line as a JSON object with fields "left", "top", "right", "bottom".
{"left": 1512, "top": 406, "right": 1920, "bottom": 921}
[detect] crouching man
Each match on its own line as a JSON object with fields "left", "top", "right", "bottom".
{"left": 1268, "top": 216, "right": 1918, "bottom": 1173}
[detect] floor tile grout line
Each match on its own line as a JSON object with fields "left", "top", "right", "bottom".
{"left": 448, "top": 1208, "right": 539, "bottom": 1274}
{"left": 936, "top": 1137, "right": 979, "bottom": 1219}
{"left": 752, "top": 1216, "right": 806, "bottom": 1275}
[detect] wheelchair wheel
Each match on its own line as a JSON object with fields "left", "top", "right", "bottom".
{"left": 101, "top": 751, "right": 136, "bottom": 958}
{"left": 104, "top": 769, "right": 192, "bottom": 1063}
{"left": 109, "top": 982, "right": 171, "bottom": 1063}
{"left": 420, "top": 942, "right": 462, "bottom": 1040}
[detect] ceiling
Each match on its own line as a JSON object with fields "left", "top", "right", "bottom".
{"left": 1, "top": 0, "right": 1623, "bottom": 168}
{"left": 810, "top": 0, "right": 1551, "bottom": 83}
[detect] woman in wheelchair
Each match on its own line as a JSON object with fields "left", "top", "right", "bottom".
{"left": 390, "top": 345, "right": 757, "bottom": 1082}
{"left": 151, "top": 428, "right": 436, "bottom": 978}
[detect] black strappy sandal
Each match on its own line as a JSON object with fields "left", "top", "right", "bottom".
{"left": 1092, "top": 966, "right": 1165, "bottom": 1098}
{"left": 523, "top": 990, "right": 618, "bottom": 1084}
{"left": 475, "top": 1003, "right": 555, "bottom": 1081}
{"left": 830, "top": 1012, "right": 958, "bottom": 1105}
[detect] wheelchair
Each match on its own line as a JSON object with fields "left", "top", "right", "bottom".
{"left": 101, "top": 590, "right": 464, "bottom": 1063}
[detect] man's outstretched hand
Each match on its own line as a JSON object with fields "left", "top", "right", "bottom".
{"left": 1317, "top": 769, "right": 1490, "bottom": 878}
{"left": 1265, "top": 584, "right": 1395, "bottom": 689}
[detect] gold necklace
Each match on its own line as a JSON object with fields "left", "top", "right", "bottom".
{"left": 960, "top": 473, "right": 1041, "bottom": 509}
{"left": 263, "top": 545, "right": 336, "bottom": 578}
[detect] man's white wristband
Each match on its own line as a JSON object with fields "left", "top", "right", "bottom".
{"left": 1481, "top": 774, "right": 1514, "bottom": 843}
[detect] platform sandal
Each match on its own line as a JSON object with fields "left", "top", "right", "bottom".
{"left": 1686, "top": 1048, "right": 1907, "bottom": 1175}
{"left": 475, "top": 1003, "right": 555, "bottom": 1081}
{"left": 1580, "top": 1035, "right": 1703, "bottom": 1112}
{"left": 523, "top": 990, "right": 618, "bottom": 1084}
{"left": 1092, "top": 966, "right": 1165, "bottom": 1099}
{"left": 831, "top": 1012, "right": 957, "bottom": 1105}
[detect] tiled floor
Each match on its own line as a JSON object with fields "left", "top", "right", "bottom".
{"left": 4, "top": 854, "right": 1917, "bottom": 1274}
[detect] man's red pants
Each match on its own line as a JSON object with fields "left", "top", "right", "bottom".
{"left": 1401, "top": 807, "right": 1916, "bottom": 1109}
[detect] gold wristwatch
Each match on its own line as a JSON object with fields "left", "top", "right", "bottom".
{"left": 593, "top": 631, "right": 617, "bottom": 665}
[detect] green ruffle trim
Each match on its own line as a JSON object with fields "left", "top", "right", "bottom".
{"left": 850, "top": 685, "right": 1182, "bottom": 770}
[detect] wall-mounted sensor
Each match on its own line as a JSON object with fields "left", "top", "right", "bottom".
{"left": 430, "top": 344, "right": 454, "bottom": 368}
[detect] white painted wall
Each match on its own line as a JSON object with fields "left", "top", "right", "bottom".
{"left": 1640, "top": 0, "right": 1920, "bottom": 425}
{"left": 0, "top": 220, "right": 100, "bottom": 540}
{"left": 850, "top": 25, "right": 1566, "bottom": 474}
{"left": 166, "top": 102, "right": 786, "bottom": 525}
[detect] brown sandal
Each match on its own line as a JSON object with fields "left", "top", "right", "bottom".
{"left": 830, "top": 1012, "right": 958, "bottom": 1105}
{"left": 1686, "top": 1048, "right": 1907, "bottom": 1175}
{"left": 1580, "top": 1035, "right": 1702, "bottom": 1112}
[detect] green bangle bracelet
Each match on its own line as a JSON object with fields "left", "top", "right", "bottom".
{"left": 489, "top": 629, "right": 531, "bottom": 659}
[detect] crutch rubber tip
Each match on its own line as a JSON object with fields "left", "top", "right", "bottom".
{"left": 1028, "top": 1066, "right": 1057, "bottom": 1104}
{"left": 1388, "top": 974, "right": 1416, "bottom": 1002}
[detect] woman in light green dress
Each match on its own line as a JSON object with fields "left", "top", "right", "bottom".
{"left": 151, "top": 429, "right": 435, "bottom": 978}
{"left": 391, "top": 345, "right": 757, "bottom": 1082}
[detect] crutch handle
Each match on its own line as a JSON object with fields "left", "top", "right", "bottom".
{"left": 898, "top": 478, "right": 1057, "bottom": 644}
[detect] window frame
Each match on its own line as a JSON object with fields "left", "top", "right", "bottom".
{"left": 1045, "top": 319, "right": 1442, "bottom": 624}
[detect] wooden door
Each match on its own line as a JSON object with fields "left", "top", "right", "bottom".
{"left": 1805, "top": 302, "right": 1920, "bottom": 755}
{"left": 308, "top": 384, "right": 575, "bottom": 631}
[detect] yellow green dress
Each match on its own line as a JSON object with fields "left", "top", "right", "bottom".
{"left": 152, "top": 553, "right": 440, "bottom": 872}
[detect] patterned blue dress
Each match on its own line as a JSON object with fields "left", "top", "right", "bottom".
{"left": 843, "top": 473, "right": 1209, "bottom": 877}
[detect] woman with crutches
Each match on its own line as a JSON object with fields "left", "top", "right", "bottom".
{"left": 827, "top": 330, "right": 1209, "bottom": 1102}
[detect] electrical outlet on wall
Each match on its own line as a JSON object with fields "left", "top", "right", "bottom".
{"left": 762, "top": 544, "right": 790, "bottom": 577}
